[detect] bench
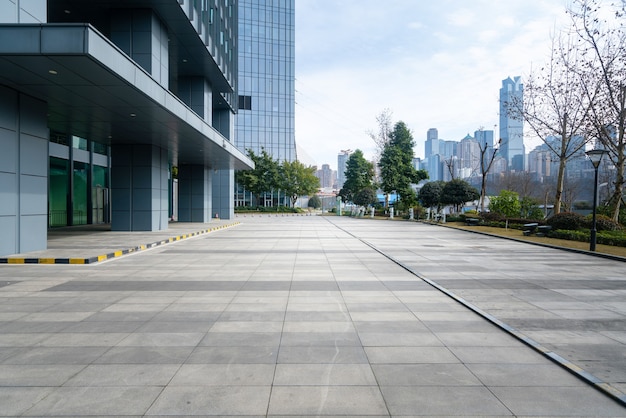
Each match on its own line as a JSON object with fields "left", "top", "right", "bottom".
{"left": 465, "top": 218, "right": 480, "bottom": 226}
{"left": 536, "top": 225, "right": 552, "bottom": 237}
{"left": 523, "top": 223, "right": 539, "bottom": 236}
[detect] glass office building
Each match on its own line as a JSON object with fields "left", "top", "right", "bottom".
{"left": 499, "top": 76, "right": 525, "bottom": 171}
{"left": 235, "top": 0, "right": 296, "bottom": 206}
{"left": 0, "top": 0, "right": 252, "bottom": 256}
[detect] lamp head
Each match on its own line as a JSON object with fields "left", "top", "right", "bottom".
{"left": 585, "top": 149, "right": 608, "bottom": 168}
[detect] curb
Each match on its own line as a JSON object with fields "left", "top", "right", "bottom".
{"left": 0, "top": 222, "right": 240, "bottom": 265}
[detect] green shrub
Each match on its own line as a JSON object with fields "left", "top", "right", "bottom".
{"left": 549, "top": 229, "right": 626, "bottom": 247}
{"left": 546, "top": 212, "right": 586, "bottom": 230}
{"left": 585, "top": 214, "right": 623, "bottom": 231}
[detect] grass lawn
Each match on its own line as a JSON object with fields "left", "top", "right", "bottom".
{"left": 444, "top": 221, "right": 626, "bottom": 259}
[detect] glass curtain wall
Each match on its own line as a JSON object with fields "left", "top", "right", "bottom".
{"left": 48, "top": 133, "right": 110, "bottom": 227}
{"left": 235, "top": 0, "right": 296, "bottom": 207}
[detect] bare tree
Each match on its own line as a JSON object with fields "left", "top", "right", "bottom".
{"left": 569, "top": 0, "right": 626, "bottom": 222}
{"left": 475, "top": 127, "right": 502, "bottom": 213}
{"left": 507, "top": 31, "right": 593, "bottom": 215}
{"left": 367, "top": 108, "right": 393, "bottom": 163}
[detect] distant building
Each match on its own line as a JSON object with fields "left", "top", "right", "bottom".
{"left": 425, "top": 128, "right": 440, "bottom": 159}
{"left": 499, "top": 76, "right": 525, "bottom": 171}
{"left": 337, "top": 150, "right": 352, "bottom": 189}
{"left": 316, "top": 164, "right": 336, "bottom": 189}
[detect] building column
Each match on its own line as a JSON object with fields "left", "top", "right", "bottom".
{"left": 177, "top": 164, "right": 212, "bottom": 223}
{"left": 0, "top": 87, "right": 48, "bottom": 256}
{"left": 212, "top": 169, "right": 235, "bottom": 220}
{"left": 111, "top": 144, "right": 168, "bottom": 231}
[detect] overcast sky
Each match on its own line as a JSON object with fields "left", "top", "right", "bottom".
{"left": 294, "top": 0, "right": 572, "bottom": 170}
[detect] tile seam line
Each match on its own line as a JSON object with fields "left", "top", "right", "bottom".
{"left": 324, "top": 218, "right": 626, "bottom": 408}
{"left": 0, "top": 222, "right": 241, "bottom": 265}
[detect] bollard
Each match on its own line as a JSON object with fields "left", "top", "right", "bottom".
{"left": 409, "top": 207, "right": 414, "bottom": 220}
{"left": 390, "top": 207, "right": 394, "bottom": 219}
{"left": 370, "top": 207, "right": 375, "bottom": 218}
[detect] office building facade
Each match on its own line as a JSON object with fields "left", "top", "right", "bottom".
{"left": 499, "top": 76, "right": 525, "bottom": 171}
{"left": 0, "top": 0, "right": 253, "bottom": 256}
{"left": 235, "top": 0, "right": 295, "bottom": 206}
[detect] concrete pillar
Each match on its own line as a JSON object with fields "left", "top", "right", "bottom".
{"left": 111, "top": 144, "right": 168, "bottom": 231}
{"left": 0, "top": 87, "right": 48, "bottom": 255}
{"left": 211, "top": 169, "right": 234, "bottom": 219}
{"left": 179, "top": 77, "right": 212, "bottom": 122}
{"left": 178, "top": 164, "right": 212, "bottom": 222}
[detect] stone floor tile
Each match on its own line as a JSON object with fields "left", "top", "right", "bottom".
{"left": 146, "top": 385, "right": 271, "bottom": 416}
{"left": 274, "top": 364, "right": 377, "bottom": 386}
{"left": 267, "top": 386, "right": 388, "bottom": 416}
{"left": 380, "top": 385, "right": 512, "bottom": 416}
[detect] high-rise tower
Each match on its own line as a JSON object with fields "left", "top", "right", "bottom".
{"left": 236, "top": 1, "right": 296, "bottom": 162}
{"left": 499, "top": 76, "right": 525, "bottom": 171}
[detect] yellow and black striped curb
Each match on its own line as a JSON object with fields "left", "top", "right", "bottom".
{"left": 0, "top": 222, "right": 240, "bottom": 265}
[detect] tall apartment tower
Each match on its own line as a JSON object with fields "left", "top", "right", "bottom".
{"left": 499, "top": 76, "right": 525, "bottom": 171}
{"left": 236, "top": 1, "right": 296, "bottom": 162}
{"left": 337, "top": 150, "right": 352, "bottom": 189}
{"left": 0, "top": 0, "right": 252, "bottom": 256}
{"left": 425, "top": 128, "right": 440, "bottom": 158}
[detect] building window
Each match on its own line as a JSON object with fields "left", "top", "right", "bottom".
{"left": 238, "top": 95, "right": 252, "bottom": 110}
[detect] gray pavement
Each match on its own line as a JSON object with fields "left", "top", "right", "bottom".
{"left": 0, "top": 214, "right": 625, "bottom": 417}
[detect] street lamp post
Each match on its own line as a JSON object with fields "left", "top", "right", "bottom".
{"left": 586, "top": 149, "right": 609, "bottom": 251}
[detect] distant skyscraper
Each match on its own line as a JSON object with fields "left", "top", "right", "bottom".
{"left": 316, "top": 164, "right": 336, "bottom": 189}
{"left": 425, "top": 128, "right": 439, "bottom": 159}
{"left": 499, "top": 76, "right": 525, "bottom": 171}
{"left": 337, "top": 150, "right": 352, "bottom": 189}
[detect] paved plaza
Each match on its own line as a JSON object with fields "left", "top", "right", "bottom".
{"left": 1, "top": 215, "right": 625, "bottom": 417}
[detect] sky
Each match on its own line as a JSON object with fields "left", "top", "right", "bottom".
{"left": 294, "top": 0, "right": 572, "bottom": 171}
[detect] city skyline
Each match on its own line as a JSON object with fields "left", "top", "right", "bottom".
{"left": 294, "top": 0, "right": 572, "bottom": 171}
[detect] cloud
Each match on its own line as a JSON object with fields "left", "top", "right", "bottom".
{"left": 295, "top": 0, "right": 573, "bottom": 168}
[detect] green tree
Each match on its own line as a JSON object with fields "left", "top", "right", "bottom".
{"left": 441, "top": 179, "right": 479, "bottom": 213}
{"left": 353, "top": 187, "right": 378, "bottom": 207}
{"left": 490, "top": 189, "right": 521, "bottom": 228}
{"left": 418, "top": 181, "right": 445, "bottom": 214}
{"left": 235, "top": 148, "right": 280, "bottom": 206}
{"left": 279, "top": 160, "right": 319, "bottom": 207}
{"left": 520, "top": 196, "right": 544, "bottom": 220}
{"left": 339, "top": 149, "right": 375, "bottom": 204}
{"left": 378, "top": 121, "right": 428, "bottom": 206}
{"left": 307, "top": 194, "right": 322, "bottom": 209}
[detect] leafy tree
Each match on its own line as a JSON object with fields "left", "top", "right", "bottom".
{"left": 418, "top": 181, "right": 445, "bottom": 213}
{"left": 490, "top": 189, "right": 521, "bottom": 228}
{"left": 308, "top": 195, "right": 322, "bottom": 209}
{"left": 353, "top": 187, "right": 378, "bottom": 207}
{"left": 279, "top": 160, "right": 319, "bottom": 207}
{"left": 235, "top": 148, "right": 280, "bottom": 206}
{"left": 441, "top": 179, "right": 479, "bottom": 213}
{"left": 520, "top": 196, "right": 544, "bottom": 220}
{"left": 339, "top": 149, "right": 375, "bottom": 204}
{"left": 379, "top": 121, "right": 428, "bottom": 206}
